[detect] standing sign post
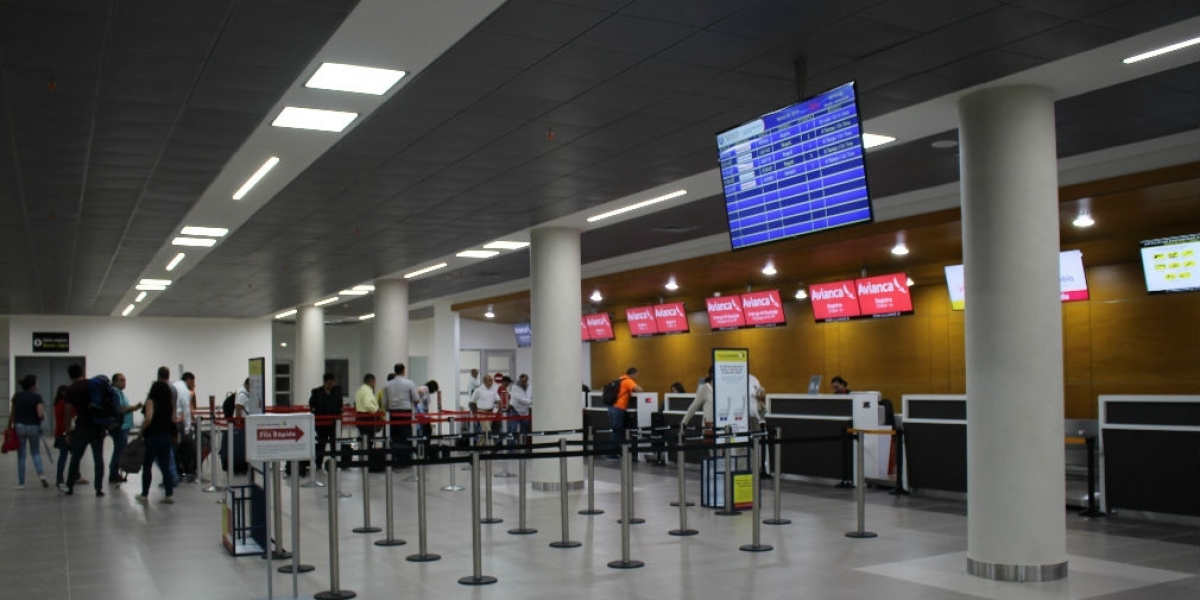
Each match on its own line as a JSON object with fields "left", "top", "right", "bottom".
{"left": 712, "top": 349, "right": 750, "bottom": 434}
{"left": 248, "top": 358, "right": 266, "bottom": 412}
{"left": 246, "top": 413, "right": 314, "bottom": 600}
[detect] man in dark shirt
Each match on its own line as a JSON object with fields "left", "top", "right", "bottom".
{"left": 62, "top": 364, "right": 107, "bottom": 497}
{"left": 309, "top": 373, "right": 343, "bottom": 470}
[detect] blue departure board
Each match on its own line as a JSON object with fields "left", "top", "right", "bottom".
{"left": 716, "top": 82, "right": 873, "bottom": 250}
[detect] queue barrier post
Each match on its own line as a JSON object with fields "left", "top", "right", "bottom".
{"left": 578, "top": 427, "right": 604, "bottom": 515}
{"left": 225, "top": 421, "right": 235, "bottom": 491}
{"left": 607, "top": 432, "right": 644, "bottom": 569}
{"left": 763, "top": 426, "right": 791, "bottom": 526}
{"left": 278, "top": 461, "right": 315, "bottom": 575}
{"left": 480, "top": 430, "right": 501, "bottom": 524}
{"left": 441, "top": 417, "right": 464, "bottom": 492}
{"left": 202, "top": 417, "right": 221, "bottom": 493}
{"left": 313, "top": 458, "right": 356, "bottom": 600}
{"left": 374, "top": 443, "right": 406, "bottom": 548}
{"left": 352, "top": 435, "right": 380, "bottom": 534}
{"left": 549, "top": 438, "right": 581, "bottom": 549}
{"left": 715, "top": 426, "right": 741, "bottom": 516}
{"left": 617, "top": 429, "right": 644, "bottom": 525}
{"left": 406, "top": 441, "right": 440, "bottom": 561}
{"left": 669, "top": 429, "right": 698, "bottom": 536}
{"left": 265, "top": 464, "right": 292, "bottom": 559}
{"left": 845, "top": 430, "right": 878, "bottom": 539}
{"left": 508, "top": 432, "right": 536, "bottom": 535}
{"left": 888, "top": 429, "right": 910, "bottom": 496}
{"left": 739, "top": 434, "right": 772, "bottom": 552}
{"left": 458, "top": 451, "right": 498, "bottom": 585}
{"left": 194, "top": 418, "right": 208, "bottom": 484}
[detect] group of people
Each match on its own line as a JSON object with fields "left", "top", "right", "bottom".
{"left": 466, "top": 369, "right": 533, "bottom": 438}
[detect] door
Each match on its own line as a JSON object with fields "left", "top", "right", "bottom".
{"left": 11, "top": 356, "right": 87, "bottom": 435}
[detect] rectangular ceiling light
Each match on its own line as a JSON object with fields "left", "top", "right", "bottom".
{"left": 314, "top": 296, "right": 340, "bottom": 307}
{"left": 483, "top": 241, "right": 530, "bottom": 250}
{"left": 166, "top": 253, "right": 186, "bottom": 272}
{"left": 135, "top": 291, "right": 147, "bottom": 302}
{"left": 180, "top": 226, "right": 228, "bottom": 237}
{"left": 862, "top": 133, "right": 897, "bottom": 149}
{"left": 139, "top": 278, "right": 172, "bottom": 286}
{"left": 306, "top": 62, "right": 407, "bottom": 95}
{"left": 275, "top": 309, "right": 297, "bottom": 319}
{"left": 122, "top": 304, "right": 135, "bottom": 317}
{"left": 1123, "top": 35, "right": 1200, "bottom": 64}
{"left": 404, "top": 262, "right": 448, "bottom": 279}
{"left": 456, "top": 250, "right": 500, "bottom": 259}
{"left": 358, "top": 313, "right": 376, "bottom": 321}
{"left": 272, "top": 107, "right": 358, "bottom": 133}
{"left": 586, "top": 189, "right": 688, "bottom": 223}
{"left": 172, "top": 237, "right": 217, "bottom": 247}
{"left": 352, "top": 284, "right": 375, "bottom": 292}
{"left": 136, "top": 284, "right": 167, "bottom": 291}
{"left": 339, "top": 289, "right": 369, "bottom": 296}
{"left": 232, "top": 156, "right": 280, "bottom": 200}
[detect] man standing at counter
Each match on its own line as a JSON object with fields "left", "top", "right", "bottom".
{"left": 606, "top": 368, "right": 642, "bottom": 460}
{"left": 831, "top": 376, "right": 851, "bottom": 394}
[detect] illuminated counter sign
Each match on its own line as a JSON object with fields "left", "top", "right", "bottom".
{"left": 706, "top": 296, "right": 746, "bottom": 330}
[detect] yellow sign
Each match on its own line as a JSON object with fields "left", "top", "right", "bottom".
{"left": 733, "top": 472, "right": 754, "bottom": 509}
{"left": 714, "top": 349, "right": 748, "bottom": 362}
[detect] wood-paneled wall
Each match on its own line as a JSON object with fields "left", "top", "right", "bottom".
{"left": 590, "top": 262, "right": 1199, "bottom": 419}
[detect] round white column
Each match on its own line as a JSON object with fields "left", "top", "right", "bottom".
{"left": 529, "top": 227, "right": 583, "bottom": 488}
{"left": 959, "top": 85, "right": 1067, "bottom": 582}
{"left": 295, "top": 304, "right": 325, "bottom": 404}
{"left": 373, "top": 278, "right": 408, "bottom": 377}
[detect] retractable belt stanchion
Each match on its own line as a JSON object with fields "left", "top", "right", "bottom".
{"left": 225, "top": 421, "right": 235, "bottom": 490}
{"left": 740, "top": 434, "right": 772, "bottom": 552}
{"left": 670, "top": 429, "right": 698, "bottom": 536}
{"left": 480, "top": 430, "right": 501, "bottom": 524}
{"left": 279, "top": 459, "right": 314, "bottom": 575}
{"left": 1079, "top": 434, "right": 1104, "bottom": 518}
{"left": 716, "top": 426, "right": 741, "bottom": 516}
{"left": 508, "top": 432, "right": 536, "bottom": 535}
{"left": 608, "top": 435, "right": 643, "bottom": 569}
{"left": 578, "top": 427, "right": 604, "bottom": 515}
{"left": 374, "top": 444, "right": 406, "bottom": 548}
{"left": 314, "top": 458, "right": 355, "bottom": 600}
{"left": 458, "top": 451, "right": 497, "bottom": 585}
{"left": 330, "top": 420, "right": 351, "bottom": 498}
{"left": 549, "top": 438, "right": 581, "bottom": 549}
{"left": 353, "top": 435, "right": 380, "bottom": 534}
{"left": 264, "top": 460, "right": 274, "bottom": 600}
{"left": 763, "top": 426, "right": 791, "bottom": 525}
{"left": 669, "top": 430, "right": 694, "bottom": 508}
{"left": 266, "top": 464, "right": 292, "bottom": 559}
{"left": 403, "top": 416, "right": 419, "bottom": 483}
{"left": 845, "top": 430, "right": 877, "bottom": 539}
{"left": 441, "top": 417, "right": 464, "bottom": 492}
{"left": 406, "top": 442, "right": 439, "bottom": 561}
{"left": 194, "top": 420, "right": 207, "bottom": 484}
{"left": 495, "top": 422, "right": 515, "bottom": 478}
{"left": 888, "top": 429, "right": 909, "bottom": 496}
{"left": 202, "top": 417, "right": 221, "bottom": 493}
{"left": 618, "top": 429, "right": 644, "bottom": 525}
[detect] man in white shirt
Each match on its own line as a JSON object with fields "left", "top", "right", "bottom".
{"left": 383, "top": 363, "right": 419, "bottom": 465}
{"left": 172, "top": 372, "right": 197, "bottom": 481}
{"left": 469, "top": 374, "right": 499, "bottom": 434}
{"left": 748, "top": 374, "right": 771, "bottom": 478}
{"left": 508, "top": 374, "right": 532, "bottom": 437}
{"left": 234, "top": 378, "right": 257, "bottom": 418}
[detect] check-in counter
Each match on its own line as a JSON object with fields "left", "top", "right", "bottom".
{"left": 902, "top": 394, "right": 967, "bottom": 494}
{"left": 661, "top": 393, "right": 706, "bottom": 464}
{"left": 764, "top": 394, "right": 858, "bottom": 483}
{"left": 582, "top": 392, "right": 657, "bottom": 451}
{"left": 1100, "top": 395, "right": 1200, "bottom": 517}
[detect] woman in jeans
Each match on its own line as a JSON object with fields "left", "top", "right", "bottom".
{"left": 8, "top": 374, "right": 48, "bottom": 489}
{"left": 137, "top": 380, "right": 177, "bottom": 504}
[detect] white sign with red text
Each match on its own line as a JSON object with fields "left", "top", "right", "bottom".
{"left": 740, "top": 289, "right": 785, "bottom": 327}
{"left": 245, "top": 413, "right": 314, "bottom": 462}
{"left": 705, "top": 296, "right": 746, "bottom": 330}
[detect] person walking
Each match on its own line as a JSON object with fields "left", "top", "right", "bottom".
{"left": 137, "top": 380, "right": 178, "bottom": 504}
{"left": 8, "top": 374, "right": 49, "bottom": 489}
{"left": 52, "top": 385, "right": 71, "bottom": 488}
{"left": 107, "top": 373, "right": 142, "bottom": 484}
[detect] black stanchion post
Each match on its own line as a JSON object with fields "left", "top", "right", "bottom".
{"left": 889, "top": 429, "right": 909, "bottom": 496}
{"left": 1080, "top": 435, "right": 1104, "bottom": 518}
{"left": 579, "top": 427, "right": 604, "bottom": 515}
{"left": 549, "top": 438, "right": 581, "bottom": 548}
{"left": 458, "top": 452, "right": 498, "bottom": 585}
{"left": 764, "top": 426, "right": 791, "bottom": 525}
{"left": 716, "top": 426, "right": 741, "bottom": 516}
{"left": 740, "top": 434, "right": 772, "bottom": 552}
{"left": 837, "top": 426, "right": 854, "bottom": 488}
{"left": 509, "top": 433, "right": 536, "bottom": 535}
{"left": 314, "top": 458, "right": 356, "bottom": 600}
{"left": 670, "top": 429, "right": 698, "bottom": 536}
{"left": 608, "top": 434, "right": 644, "bottom": 569}
{"left": 353, "top": 435, "right": 381, "bottom": 534}
{"left": 375, "top": 444, "right": 406, "bottom": 548}
{"left": 406, "top": 442, "right": 439, "bottom": 561}
{"left": 845, "top": 431, "right": 877, "bottom": 539}
{"left": 481, "top": 430, "right": 501, "bottom": 524}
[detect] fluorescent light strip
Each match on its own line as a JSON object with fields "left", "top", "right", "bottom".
{"left": 1123, "top": 35, "right": 1200, "bottom": 64}
{"left": 276, "top": 309, "right": 298, "bottom": 319}
{"left": 165, "top": 253, "right": 186, "bottom": 272}
{"left": 863, "top": 133, "right": 897, "bottom": 149}
{"left": 139, "top": 278, "right": 172, "bottom": 286}
{"left": 135, "top": 292, "right": 147, "bottom": 302}
{"left": 272, "top": 107, "right": 358, "bottom": 133}
{"left": 180, "top": 226, "right": 228, "bottom": 237}
{"left": 483, "top": 241, "right": 529, "bottom": 250}
{"left": 172, "top": 237, "right": 217, "bottom": 247}
{"left": 314, "top": 296, "right": 340, "bottom": 307}
{"left": 135, "top": 284, "right": 166, "bottom": 291}
{"left": 122, "top": 304, "right": 135, "bottom": 317}
{"left": 586, "top": 190, "right": 687, "bottom": 223}
{"left": 232, "top": 156, "right": 280, "bottom": 200}
{"left": 456, "top": 250, "right": 499, "bottom": 259}
{"left": 306, "top": 63, "right": 407, "bottom": 95}
{"left": 404, "top": 263, "right": 448, "bottom": 279}
{"left": 352, "top": 285, "right": 375, "bottom": 292}
{"left": 358, "top": 313, "right": 376, "bottom": 321}
{"left": 339, "top": 289, "right": 369, "bottom": 296}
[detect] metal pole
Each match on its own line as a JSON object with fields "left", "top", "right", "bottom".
{"left": 618, "top": 428, "right": 644, "bottom": 524}
{"left": 716, "top": 427, "right": 740, "bottom": 516}
{"left": 670, "top": 429, "right": 698, "bottom": 536}
{"left": 406, "top": 441, "right": 439, "bottom": 561}
{"left": 764, "top": 426, "right": 790, "bottom": 525}
{"left": 495, "top": 419, "right": 515, "bottom": 477}
{"left": 314, "top": 458, "right": 356, "bottom": 600}
{"left": 226, "top": 421, "right": 235, "bottom": 491}
{"left": 607, "top": 436, "right": 643, "bottom": 569}
{"left": 353, "top": 436, "right": 380, "bottom": 534}
{"left": 374, "top": 444, "right": 406, "bottom": 548}
{"left": 845, "top": 431, "right": 877, "bottom": 539}
{"left": 279, "top": 461, "right": 315, "bottom": 575}
{"left": 267, "top": 464, "right": 292, "bottom": 559}
{"left": 458, "top": 452, "right": 497, "bottom": 585}
{"left": 481, "top": 431, "right": 501, "bottom": 524}
{"left": 202, "top": 417, "right": 221, "bottom": 493}
{"left": 265, "top": 461, "right": 274, "bottom": 600}
{"left": 442, "top": 417, "right": 464, "bottom": 491}
{"left": 509, "top": 432, "right": 536, "bottom": 535}
{"left": 549, "top": 438, "right": 580, "bottom": 548}
{"left": 579, "top": 427, "right": 603, "bottom": 515}
{"left": 1080, "top": 435, "right": 1104, "bottom": 518}
{"left": 195, "top": 419, "right": 206, "bottom": 483}
{"left": 740, "top": 434, "right": 772, "bottom": 552}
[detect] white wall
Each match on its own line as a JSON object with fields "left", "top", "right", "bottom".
{"left": 7, "top": 315, "right": 272, "bottom": 407}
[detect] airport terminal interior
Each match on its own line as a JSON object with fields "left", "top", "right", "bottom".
{"left": 1, "top": 1, "right": 1198, "bottom": 599}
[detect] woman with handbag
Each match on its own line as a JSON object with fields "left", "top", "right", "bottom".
{"left": 8, "top": 374, "right": 49, "bottom": 489}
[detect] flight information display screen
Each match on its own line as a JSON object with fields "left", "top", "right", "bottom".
{"left": 717, "top": 81, "right": 873, "bottom": 250}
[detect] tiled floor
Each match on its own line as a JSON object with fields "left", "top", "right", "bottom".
{"left": 1, "top": 448, "right": 1196, "bottom": 600}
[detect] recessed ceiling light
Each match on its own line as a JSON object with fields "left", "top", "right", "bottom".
{"left": 1123, "top": 35, "right": 1200, "bottom": 64}
{"left": 314, "top": 296, "right": 339, "bottom": 307}
{"left": 891, "top": 242, "right": 910, "bottom": 256}
{"left": 665, "top": 276, "right": 679, "bottom": 291}
{"left": 863, "top": 133, "right": 897, "bottom": 149}
{"left": 404, "top": 263, "right": 448, "bottom": 279}
{"left": 135, "top": 291, "right": 147, "bottom": 302}
{"left": 276, "top": 309, "right": 297, "bottom": 319}
{"left": 483, "top": 241, "right": 530, "bottom": 250}
{"left": 122, "top": 304, "right": 135, "bottom": 317}
{"left": 306, "top": 62, "right": 407, "bottom": 95}
{"left": 139, "top": 278, "right": 172, "bottom": 286}
{"left": 587, "top": 189, "right": 687, "bottom": 223}
{"left": 590, "top": 289, "right": 603, "bottom": 303}
{"left": 794, "top": 288, "right": 808, "bottom": 300}
{"left": 1072, "top": 211, "right": 1095, "bottom": 228}
{"left": 484, "top": 305, "right": 495, "bottom": 319}
{"left": 166, "top": 253, "right": 185, "bottom": 272}
{"left": 762, "top": 261, "right": 777, "bottom": 276}
{"left": 358, "top": 313, "right": 375, "bottom": 321}
{"left": 180, "top": 226, "right": 228, "bottom": 237}
{"left": 232, "top": 156, "right": 280, "bottom": 200}
{"left": 135, "top": 284, "right": 166, "bottom": 291}
{"left": 172, "top": 237, "right": 217, "bottom": 247}
{"left": 280, "top": 342, "right": 288, "bottom": 348}
{"left": 272, "top": 106, "right": 358, "bottom": 133}
{"left": 457, "top": 250, "right": 500, "bottom": 259}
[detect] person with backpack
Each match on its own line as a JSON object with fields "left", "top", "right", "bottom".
{"left": 605, "top": 367, "right": 642, "bottom": 460}
{"left": 62, "top": 364, "right": 109, "bottom": 497}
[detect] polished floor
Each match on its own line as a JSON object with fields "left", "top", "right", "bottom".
{"left": 1, "top": 444, "right": 1196, "bottom": 600}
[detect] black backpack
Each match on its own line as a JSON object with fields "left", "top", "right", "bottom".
{"left": 601, "top": 378, "right": 622, "bottom": 406}
{"left": 86, "top": 375, "right": 122, "bottom": 429}
{"left": 222, "top": 392, "right": 236, "bottom": 418}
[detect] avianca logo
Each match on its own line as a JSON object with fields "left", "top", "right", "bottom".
{"left": 708, "top": 298, "right": 741, "bottom": 311}
{"left": 654, "top": 305, "right": 684, "bottom": 318}
{"left": 893, "top": 277, "right": 909, "bottom": 294}
{"left": 858, "top": 280, "right": 898, "bottom": 295}
{"left": 813, "top": 284, "right": 856, "bottom": 301}
{"left": 585, "top": 315, "right": 608, "bottom": 326}
{"left": 743, "top": 294, "right": 779, "bottom": 308}
{"left": 628, "top": 308, "right": 653, "bottom": 320}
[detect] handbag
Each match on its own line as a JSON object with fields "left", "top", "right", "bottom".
{"left": 2, "top": 426, "right": 18, "bottom": 453}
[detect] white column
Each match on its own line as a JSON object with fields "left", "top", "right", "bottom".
{"left": 295, "top": 305, "right": 325, "bottom": 405}
{"left": 373, "top": 278, "right": 408, "bottom": 377}
{"left": 529, "top": 227, "right": 583, "bottom": 487}
{"left": 959, "top": 86, "right": 1066, "bottom": 582}
{"left": 431, "top": 299, "right": 460, "bottom": 411}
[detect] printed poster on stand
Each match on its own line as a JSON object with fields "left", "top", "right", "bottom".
{"left": 712, "top": 348, "right": 750, "bottom": 434}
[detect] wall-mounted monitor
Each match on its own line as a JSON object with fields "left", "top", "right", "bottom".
{"left": 741, "top": 289, "right": 786, "bottom": 327}
{"left": 944, "top": 249, "right": 1091, "bottom": 310}
{"left": 1141, "top": 234, "right": 1198, "bottom": 293}
{"left": 581, "top": 313, "right": 614, "bottom": 342}
{"left": 705, "top": 296, "right": 745, "bottom": 330}
{"left": 514, "top": 322, "right": 532, "bottom": 348}
{"left": 716, "top": 81, "right": 873, "bottom": 251}
{"left": 625, "top": 306, "right": 658, "bottom": 337}
{"left": 809, "top": 280, "right": 860, "bottom": 321}
{"left": 654, "top": 302, "right": 690, "bottom": 334}
{"left": 856, "top": 273, "right": 913, "bottom": 317}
